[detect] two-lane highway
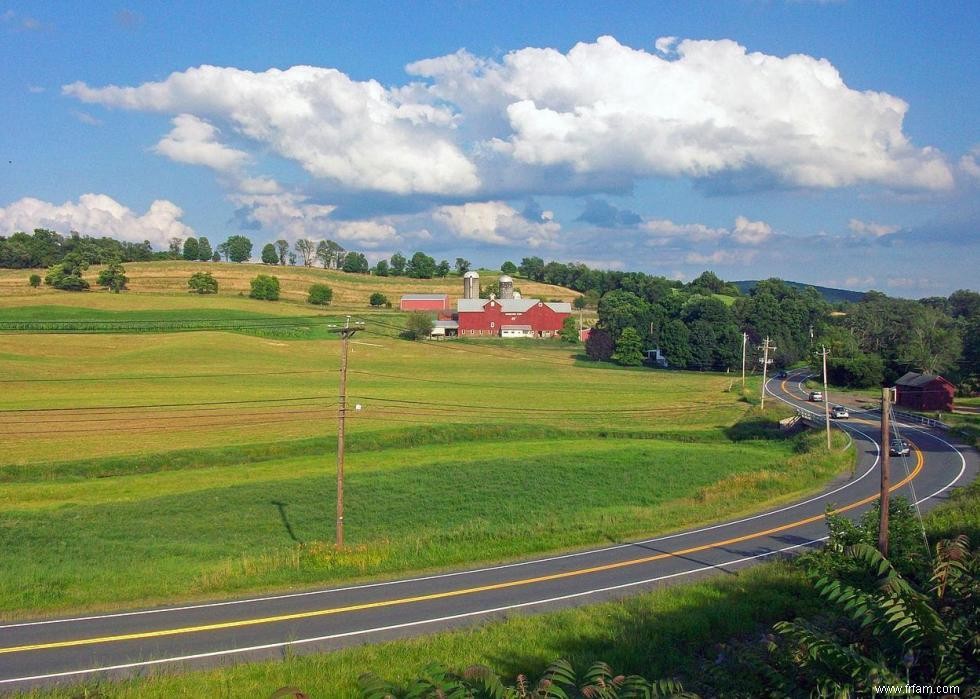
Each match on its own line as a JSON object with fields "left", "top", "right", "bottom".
{"left": 1, "top": 374, "right": 975, "bottom": 691}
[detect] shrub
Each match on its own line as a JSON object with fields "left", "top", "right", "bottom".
{"left": 403, "top": 312, "right": 434, "bottom": 340}
{"left": 250, "top": 274, "right": 280, "bottom": 301}
{"left": 369, "top": 292, "right": 388, "bottom": 307}
{"left": 584, "top": 328, "right": 614, "bottom": 361}
{"left": 187, "top": 271, "right": 218, "bottom": 294}
{"left": 44, "top": 253, "right": 89, "bottom": 291}
{"left": 307, "top": 283, "right": 333, "bottom": 306}
{"left": 28, "top": 274, "right": 41, "bottom": 288}
{"left": 96, "top": 259, "right": 128, "bottom": 293}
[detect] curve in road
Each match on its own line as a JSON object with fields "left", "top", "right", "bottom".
{"left": 1, "top": 372, "right": 976, "bottom": 691}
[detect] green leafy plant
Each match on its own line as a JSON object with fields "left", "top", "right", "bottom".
{"left": 187, "top": 271, "right": 218, "bottom": 294}
{"left": 250, "top": 274, "right": 281, "bottom": 301}
{"left": 358, "top": 659, "right": 694, "bottom": 698}
{"left": 307, "top": 283, "right": 333, "bottom": 305}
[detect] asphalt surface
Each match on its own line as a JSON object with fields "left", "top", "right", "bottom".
{"left": 1, "top": 372, "right": 976, "bottom": 692}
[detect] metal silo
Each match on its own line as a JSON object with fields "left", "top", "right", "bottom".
{"left": 463, "top": 270, "right": 480, "bottom": 299}
{"left": 499, "top": 275, "right": 514, "bottom": 300}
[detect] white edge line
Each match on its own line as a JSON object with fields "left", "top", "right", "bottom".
{"left": 0, "top": 380, "right": 883, "bottom": 631}
{"left": 4, "top": 430, "right": 969, "bottom": 688}
{"left": 0, "top": 537, "right": 830, "bottom": 686}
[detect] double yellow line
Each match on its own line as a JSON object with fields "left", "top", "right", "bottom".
{"left": 1, "top": 447, "right": 922, "bottom": 656}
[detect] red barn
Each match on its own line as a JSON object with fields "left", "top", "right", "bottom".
{"left": 895, "top": 372, "right": 955, "bottom": 412}
{"left": 456, "top": 298, "right": 571, "bottom": 337}
{"left": 400, "top": 294, "right": 448, "bottom": 312}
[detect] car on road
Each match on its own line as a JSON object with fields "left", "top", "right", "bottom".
{"left": 809, "top": 391, "right": 823, "bottom": 402}
{"left": 775, "top": 370, "right": 788, "bottom": 379}
{"left": 831, "top": 405, "right": 849, "bottom": 419}
{"left": 890, "top": 439, "right": 911, "bottom": 457}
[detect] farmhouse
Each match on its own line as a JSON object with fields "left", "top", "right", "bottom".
{"left": 894, "top": 372, "right": 955, "bottom": 412}
{"left": 400, "top": 293, "right": 448, "bottom": 312}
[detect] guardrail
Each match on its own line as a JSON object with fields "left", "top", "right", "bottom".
{"left": 888, "top": 408, "right": 950, "bottom": 430}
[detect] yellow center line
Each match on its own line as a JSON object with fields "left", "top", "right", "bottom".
{"left": 1, "top": 446, "right": 923, "bottom": 656}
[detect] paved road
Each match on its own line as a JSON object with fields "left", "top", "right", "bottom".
{"left": 1, "top": 373, "right": 976, "bottom": 691}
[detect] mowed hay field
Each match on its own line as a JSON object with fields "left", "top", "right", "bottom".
{"left": 0, "top": 261, "right": 577, "bottom": 308}
{"left": 0, "top": 273, "right": 852, "bottom": 618}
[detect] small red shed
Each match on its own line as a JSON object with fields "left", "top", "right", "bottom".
{"left": 894, "top": 372, "right": 955, "bottom": 412}
{"left": 399, "top": 294, "right": 448, "bottom": 312}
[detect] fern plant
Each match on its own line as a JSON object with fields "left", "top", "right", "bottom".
{"left": 774, "top": 538, "right": 979, "bottom": 695}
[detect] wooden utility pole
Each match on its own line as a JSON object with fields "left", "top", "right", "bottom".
{"left": 879, "top": 386, "right": 893, "bottom": 557}
{"left": 760, "top": 337, "right": 775, "bottom": 409}
{"left": 821, "top": 345, "right": 831, "bottom": 450}
{"left": 335, "top": 316, "right": 359, "bottom": 549}
{"left": 741, "top": 332, "right": 747, "bottom": 389}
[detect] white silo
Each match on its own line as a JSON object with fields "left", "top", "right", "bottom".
{"left": 499, "top": 275, "right": 514, "bottom": 300}
{"left": 463, "top": 270, "right": 480, "bottom": 299}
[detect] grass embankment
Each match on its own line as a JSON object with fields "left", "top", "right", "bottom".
{"left": 0, "top": 261, "right": 577, "bottom": 307}
{"left": 24, "top": 446, "right": 975, "bottom": 699}
{"left": 0, "top": 420, "right": 849, "bottom": 617}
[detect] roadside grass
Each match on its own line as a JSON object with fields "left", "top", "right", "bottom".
{"left": 18, "top": 432, "right": 971, "bottom": 699}
{"left": 0, "top": 425, "right": 850, "bottom": 617}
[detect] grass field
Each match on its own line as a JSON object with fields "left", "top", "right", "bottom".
{"left": 0, "top": 261, "right": 578, "bottom": 308}
{"left": 0, "top": 306, "right": 852, "bottom": 619}
{"left": 0, "top": 267, "right": 852, "bottom": 627}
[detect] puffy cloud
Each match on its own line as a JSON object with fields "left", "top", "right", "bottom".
{"left": 0, "top": 194, "right": 193, "bottom": 248}
{"left": 65, "top": 64, "right": 480, "bottom": 196}
{"left": 229, "top": 185, "right": 398, "bottom": 248}
{"left": 434, "top": 201, "right": 560, "bottom": 247}
{"left": 642, "top": 218, "right": 727, "bottom": 243}
{"left": 732, "top": 216, "right": 772, "bottom": 244}
{"left": 411, "top": 36, "right": 953, "bottom": 192}
{"left": 641, "top": 215, "right": 771, "bottom": 244}
{"left": 959, "top": 146, "right": 980, "bottom": 179}
{"left": 848, "top": 218, "right": 899, "bottom": 237}
{"left": 654, "top": 36, "right": 678, "bottom": 55}
{"left": 154, "top": 114, "right": 250, "bottom": 172}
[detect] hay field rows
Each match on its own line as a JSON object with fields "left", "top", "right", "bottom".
{"left": 0, "top": 273, "right": 851, "bottom": 619}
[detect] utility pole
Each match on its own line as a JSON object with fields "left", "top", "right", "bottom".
{"left": 760, "top": 337, "right": 775, "bottom": 409}
{"left": 879, "top": 386, "right": 894, "bottom": 557}
{"left": 335, "top": 316, "right": 359, "bottom": 549}
{"left": 741, "top": 332, "right": 747, "bottom": 390}
{"left": 821, "top": 345, "right": 831, "bottom": 450}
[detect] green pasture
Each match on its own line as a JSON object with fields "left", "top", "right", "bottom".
{"left": 0, "top": 299, "right": 853, "bottom": 621}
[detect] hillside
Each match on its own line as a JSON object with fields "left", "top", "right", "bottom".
{"left": 732, "top": 279, "right": 866, "bottom": 304}
{"left": 0, "top": 262, "right": 579, "bottom": 311}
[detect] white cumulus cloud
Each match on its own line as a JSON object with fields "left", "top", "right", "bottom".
{"left": 154, "top": 114, "right": 250, "bottom": 172}
{"left": 411, "top": 36, "right": 953, "bottom": 192}
{"left": 434, "top": 201, "right": 560, "bottom": 247}
{"left": 732, "top": 216, "right": 773, "bottom": 244}
{"left": 848, "top": 218, "right": 899, "bottom": 237}
{"left": 0, "top": 194, "right": 194, "bottom": 248}
{"left": 65, "top": 64, "right": 480, "bottom": 196}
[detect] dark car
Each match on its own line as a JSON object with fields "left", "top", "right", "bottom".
{"left": 775, "top": 371, "right": 788, "bottom": 379}
{"left": 889, "top": 439, "right": 911, "bottom": 457}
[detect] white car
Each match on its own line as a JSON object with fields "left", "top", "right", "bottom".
{"left": 831, "top": 405, "right": 849, "bottom": 419}
{"left": 890, "top": 439, "right": 911, "bottom": 457}
{"left": 809, "top": 391, "right": 823, "bottom": 402}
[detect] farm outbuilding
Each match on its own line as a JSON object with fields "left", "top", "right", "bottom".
{"left": 400, "top": 294, "right": 449, "bottom": 312}
{"left": 456, "top": 297, "right": 571, "bottom": 338}
{"left": 894, "top": 372, "right": 955, "bottom": 412}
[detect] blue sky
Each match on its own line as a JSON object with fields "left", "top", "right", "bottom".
{"left": 1, "top": 1, "right": 977, "bottom": 296}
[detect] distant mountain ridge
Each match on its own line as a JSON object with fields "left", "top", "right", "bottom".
{"left": 731, "top": 280, "right": 866, "bottom": 304}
